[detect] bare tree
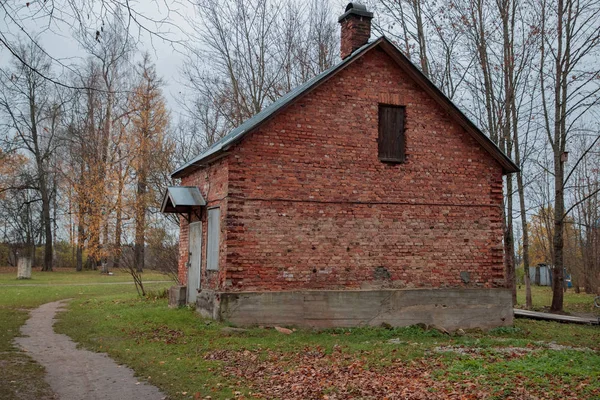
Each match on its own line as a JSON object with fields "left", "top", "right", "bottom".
{"left": 0, "top": 42, "right": 61, "bottom": 271}
{"left": 572, "top": 135, "right": 600, "bottom": 294}
{"left": 0, "top": 0, "right": 185, "bottom": 89}
{"left": 75, "top": 15, "right": 134, "bottom": 272}
{"left": 180, "top": 0, "right": 337, "bottom": 156}
{"left": 371, "top": 0, "right": 430, "bottom": 76}
{"left": 537, "top": 0, "right": 600, "bottom": 311}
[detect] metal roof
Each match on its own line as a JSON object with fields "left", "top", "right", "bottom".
{"left": 171, "top": 36, "right": 519, "bottom": 178}
{"left": 161, "top": 186, "right": 206, "bottom": 214}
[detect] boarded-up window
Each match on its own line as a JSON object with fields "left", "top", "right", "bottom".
{"left": 378, "top": 105, "right": 406, "bottom": 163}
{"left": 207, "top": 207, "right": 220, "bottom": 271}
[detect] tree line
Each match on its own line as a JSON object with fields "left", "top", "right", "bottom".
{"left": 1, "top": 0, "right": 600, "bottom": 311}
{"left": 0, "top": 14, "right": 173, "bottom": 274}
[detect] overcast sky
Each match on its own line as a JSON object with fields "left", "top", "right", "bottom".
{"left": 1, "top": 0, "right": 203, "bottom": 115}
{"left": 1, "top": 0, "right": 346, "bottom": 115}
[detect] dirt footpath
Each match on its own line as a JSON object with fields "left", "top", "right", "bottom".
{"left": 14, "top": 300, "right": 166, "bottom": 400}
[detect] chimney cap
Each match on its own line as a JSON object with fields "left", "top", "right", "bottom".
{"left": 338, "top": 3, "right": 373, "bottom": 23}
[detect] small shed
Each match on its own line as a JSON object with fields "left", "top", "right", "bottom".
{"left": 163, "top": 3, "right": 519, "bottom": 330}
{"left": 529, "top": 264, "right": 552, "bottom": 286}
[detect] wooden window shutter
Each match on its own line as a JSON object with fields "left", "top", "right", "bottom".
{"left": 378, "top": 105, "right": 406, "bottom": 163}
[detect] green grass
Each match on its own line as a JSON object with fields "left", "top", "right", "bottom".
{"left": 2, "top": 269, "right": 599, "bottom": 400}
{"left": 516, "top": 284, "right": 600, "bottom": 316}
{"left": 0, "top": 307, "right": 55, "bottom": 400}
{"left": 55, "top": 294, "right": 600, "bottom": 399}
{"left": 0, "top": 267, "right": 169, "bottom": 285}
{"left": 0, "top": 268, "right": 172, "bottom": 400}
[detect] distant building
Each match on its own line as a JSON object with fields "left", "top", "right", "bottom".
{"left": 529, "top": 264, "right": 572, "bottom": 288}
{"left": 529, "top": 264, "right": 553, "bottom": 286}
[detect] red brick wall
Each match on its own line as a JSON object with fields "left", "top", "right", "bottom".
{"left": 178, "top": 157, "right": 229, "bottom": 290}
{"left": 222, "top": 47, "right": 505, "bottom": 292}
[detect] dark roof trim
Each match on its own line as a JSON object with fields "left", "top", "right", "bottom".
{"left": 172, "top": 36, "right": 518, "bottom": 178}
{"left": 161, "top": 186, "right": 206, "bottom": 214}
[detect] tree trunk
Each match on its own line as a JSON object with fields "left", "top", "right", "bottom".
{"left": 583, "top": 228, "right": 594, "bottom": 293}
{"left": 551, "top": 154, "right": 565, "bottom": 312}
{"left": 505, "top": 175, "right": 516, "bottom": 305}
{"left": 76, "top": 244, "right": 83, "bottom": 272}
{"left": 512, "top": 78, "right": 531, "bottom": 307}
{"left": 411, "top": 0, "right": 429, "bottom": 77}
{"left": 101, "top": 221, "right": 109, "bottom": 274}
{"left": 517, "top": 171, "right": 532, "bottom": 308}
{"left": 134, "top": 178, "right": 146, "bottom": 273}
{"left": 114, "top": 168, "right": 123, "bottom": 270}
{"left": 29, "top": 94, "right": 53, "bottom": 272}
{"left": 40, "top": 183, "right": 53, "bottom": 271}
{"left": 549, "top": 0, "right": 568, "bottom": 313}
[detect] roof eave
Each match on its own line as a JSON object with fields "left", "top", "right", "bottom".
{"left": 171, "top": 151, "right": 229, "bottom": 179}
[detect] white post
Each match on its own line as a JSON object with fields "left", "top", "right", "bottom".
{"left": 17, "top": 257, "right": 32, "bottom": 279}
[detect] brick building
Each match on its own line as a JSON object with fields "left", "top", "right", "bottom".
{"left": 162, "top": 3, "right": 518, "bottom": 330}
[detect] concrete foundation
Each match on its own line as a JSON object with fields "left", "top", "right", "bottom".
{"left": 168, "top": 286, "right": 187, "bottom": 308}
{"left": 197, "top": 288, "right": 513, "bottom": 331}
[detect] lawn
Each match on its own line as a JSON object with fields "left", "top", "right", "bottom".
{"left": 0, "top": 266, "right": 169, "bottom": 285}
{"left": 516, "top": 284, "right": 600, "bottom": 316}
{"left": 54, "top": 285, "right": 600, "bottom": 400}
{"left": 0, "top": 267, "right": 172, "bottom": 400}
{"left": 2, "top": 268, "right": 599, "bottom": 400}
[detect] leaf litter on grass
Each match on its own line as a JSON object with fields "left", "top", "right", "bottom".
{"left": 204, "top": 345, "right": 599, "bottom": 400}
{"left": 126, "top": 322, "right": 187, "bottom": 345}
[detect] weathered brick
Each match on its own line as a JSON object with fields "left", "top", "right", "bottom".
{"left": 177, "top": 46, "right": 506, "bottom": 294}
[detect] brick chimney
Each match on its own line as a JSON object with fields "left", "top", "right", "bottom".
{"left": 338, "top": 3, "right": 373, "bottom": 60}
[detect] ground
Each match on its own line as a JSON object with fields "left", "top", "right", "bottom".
{"left": 0, "top": 267, "right": 170, "bottom": 400}
{"left": 17, "top": 300, "right": 165, "bottom": 400}
{"left": 1, "top": 267, "right": 599, "bottom": 400}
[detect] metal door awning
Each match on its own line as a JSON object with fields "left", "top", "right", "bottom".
{"left": 161, "top": 186, "right": 206, "bottom": 214}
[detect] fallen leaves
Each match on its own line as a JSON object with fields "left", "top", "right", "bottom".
{"left": 127, "top": 322, "right": 186, "bottom": 344}
{"left": 204, "top": 346, "right": 600, "bottom": 400}
{"left": 208, "top": 346, "right": 455, "bottom": 399}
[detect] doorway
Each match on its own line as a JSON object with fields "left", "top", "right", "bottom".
{"left": 187, "top": 222, "right": 202, "bottom": 303}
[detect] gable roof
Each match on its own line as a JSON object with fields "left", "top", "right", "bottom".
{"left": 172, "top": 37, "right": 519, "bottom": 178}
